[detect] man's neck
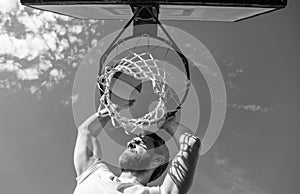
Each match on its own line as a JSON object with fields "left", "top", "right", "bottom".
{"left": 119, "top": 171, "right": 150, "bottom": 186}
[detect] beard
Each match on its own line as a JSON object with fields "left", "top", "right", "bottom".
{"left": 119, "top": 149, "right": 152, "bottom": 172}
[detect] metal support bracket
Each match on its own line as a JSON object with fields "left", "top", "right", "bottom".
{"left": 131, "top": 4, "right": 159, "bottom": 37}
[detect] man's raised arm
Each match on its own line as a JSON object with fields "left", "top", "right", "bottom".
{"left": 159, "top": 115, "right": 201, "bottom": 194}
{"left": 73, "top": 110, "right": 110, "bottom": 177}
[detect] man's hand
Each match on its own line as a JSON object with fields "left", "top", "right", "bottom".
{"left": 97, "top": 103, "right": 111, "bottom": 117}
{"left": 79, "top": 106, "right": 111, "bottom": 135}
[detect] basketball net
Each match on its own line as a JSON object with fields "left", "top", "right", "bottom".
{"left": 97, "top": 52, "right": 169, "bottom": 134}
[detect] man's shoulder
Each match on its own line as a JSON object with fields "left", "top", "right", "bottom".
{"left": 76, "top": 158, "right": 114, "bottom": 184}
{"left": 124, "top": 184, "right": 161, "bottom": 194}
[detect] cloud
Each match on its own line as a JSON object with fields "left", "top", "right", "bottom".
{"left": 69, "top": 25, "right": 83, "bottom": 34}
{"left": 0, "top": 4, "right": 72, "bottom": 60}
{"left": 0, "top": 60, "right": 39, "bottom": 80}
{"left": 228, "top": 69, "right": 243, "bottom": 78}
{"left": 0, "top": 7, "right": 74, "bottom": 88}
{"left": 71, "top": 94, "right": 79, "bottom": 104}
{"left": 18, "top": 67, "right": 39, "bottom": 80}
{"left": 50, "top": 68, "right": 65, "bottom": 81}
{"left": 60, "top": 94, "right": 79, "bottom": 106}
{"left": 229, "top": 103, "right": 268, "bottom": 113}
{"left": 0, "top": 0, "right": 19, "bottom": 13}
{"left": 0, "top": 33, "right": 49, "bottom": 60}
{"left": 193, "top": 62, "right": 218, "bottom": 77}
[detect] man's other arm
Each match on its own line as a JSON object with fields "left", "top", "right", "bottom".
{"left": 73, "top": 112, "right": 110, "bottom": 177}
{"left": 160, "top": 120, "right": 201, "bottom": 194}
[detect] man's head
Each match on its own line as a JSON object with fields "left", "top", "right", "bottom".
{"left": 119, "top": 132, "right": 169, "bottom": 183}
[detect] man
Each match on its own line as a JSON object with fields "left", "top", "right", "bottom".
{"left": 73, "top": 108, "right": 201, "bottom": 194}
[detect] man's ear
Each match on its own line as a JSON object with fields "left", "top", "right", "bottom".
{"left": 151, "top": 154, "right": 165, "bottom": 166}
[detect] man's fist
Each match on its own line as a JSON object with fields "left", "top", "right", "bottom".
{"left": 97, "top": 104, "right": 110, "bottom": 117}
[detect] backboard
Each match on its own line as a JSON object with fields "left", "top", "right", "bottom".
{"left": 21, "top": 0, "right": 287, "bottom": 22}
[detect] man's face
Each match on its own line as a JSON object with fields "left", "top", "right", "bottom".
{"left": 119, "top": 136, "right": 156, "bottom": 171}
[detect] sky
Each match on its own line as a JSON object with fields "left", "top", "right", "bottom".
{"left": 0, "top": 0, "right": 300, "bottom": 194}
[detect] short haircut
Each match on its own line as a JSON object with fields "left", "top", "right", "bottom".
{"left": 144, "top": 133, "right": 170, "bottom": 183}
